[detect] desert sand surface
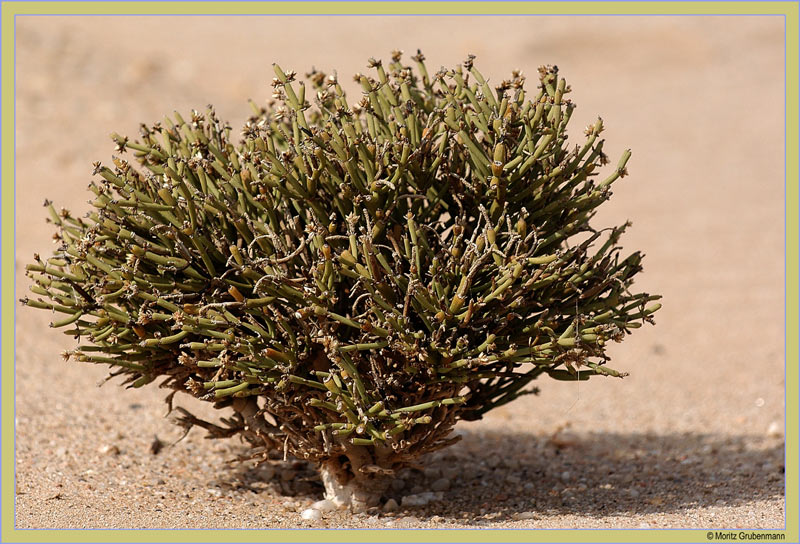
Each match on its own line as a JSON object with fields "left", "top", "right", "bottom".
{"left": 13, "top": 15, "right": 786, "bottom": 530}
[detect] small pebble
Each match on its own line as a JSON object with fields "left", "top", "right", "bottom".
{"left": 300, "top": 508, "right": 322, "bottom": 521}
{"left": 560, "top": 471, "right": 571, "bottom": 482}
{"left": 382, "top": 498, "right": 399, "bottom": 512}
{"left": 409, "top": 485, "right": 425, "bottom": 494}
{"left": 401, "top": 494, "right": 428, "bottom": 508}
{"left": 767, "top": 421, "right": 783, "bottom": 438}
{"left": 423, "top": 467, "right": 441, "bottom": 480}
{"left": 150, "top": 436, "right": 164, "bottom": 455}
{"left": 512, "top": 511, "right": 539, "bottom": 520}
{"left": 311, "top": 499, "right": 336, "bottom": 512}
{"left": 98, "top": 444, "right": 120, "bottom": 456}
{"left": 431, "top": 477, "right": 450, "bottom": 492}
{"left": 523, "top": 482, "right": 535, "bottom": 493}
{"left": 401, "top": 491, "right": 443, "bottom": 507}
{"left": 390, "top": 479, "right": 405, "bottom": 492}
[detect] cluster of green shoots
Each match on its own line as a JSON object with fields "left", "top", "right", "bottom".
{"left": 22, "top": 51, "right": 660, "bottom": 509}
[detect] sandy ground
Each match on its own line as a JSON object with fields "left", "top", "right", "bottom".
{"left": 13, "top": 15, "right": 786, "bottom": 530}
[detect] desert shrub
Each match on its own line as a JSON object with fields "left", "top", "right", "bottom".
{"left": 22, "top": 52, "right": 660, "bottom": 511}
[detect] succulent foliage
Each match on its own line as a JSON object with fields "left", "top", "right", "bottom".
{"left": 23, "top": 52, "right": 660, "bottom": 498}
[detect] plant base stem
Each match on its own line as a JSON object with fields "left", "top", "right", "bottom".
{"left": 319, "top": 447, "right": 393, "bottom": 512}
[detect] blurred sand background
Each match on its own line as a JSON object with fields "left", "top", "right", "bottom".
{"left": 14, "top": 15, "right": 785, "bottom": 529}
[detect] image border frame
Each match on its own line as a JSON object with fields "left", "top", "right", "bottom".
{"left": 1, "top": 2, "right": 796, "bottom": 543}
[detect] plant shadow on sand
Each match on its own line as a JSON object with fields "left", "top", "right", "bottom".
{"left": 224, "top": 428, "right": 785, "bottom": 523}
